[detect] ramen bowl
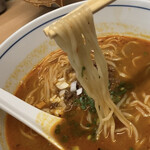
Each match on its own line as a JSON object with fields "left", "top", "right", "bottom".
{"left": 1, "top": 0, "right": 150, "bottom": 149}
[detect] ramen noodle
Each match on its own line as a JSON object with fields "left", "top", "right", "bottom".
{"left": 5, "top": 4, "right": 150, "bottom": 150}
{"left": 6, "top": 35, "right": 150, "bottom": 150}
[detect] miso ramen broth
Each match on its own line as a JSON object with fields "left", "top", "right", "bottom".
{"left": 6, "top": 36, "right": 150, "bottom": 150}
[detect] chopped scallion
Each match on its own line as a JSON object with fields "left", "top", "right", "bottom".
{"left": 87, "top": 135, "right": 92, "bottom": 140}
{"left": 72, "top": 146, "right": 80, "bottom": 150}
{"left": 73, "top": 90, "right": 96, "bottom": 112}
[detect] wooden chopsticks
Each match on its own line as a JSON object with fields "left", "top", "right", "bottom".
{"left": 87, "top": 0, "right": 116, "bottom": 14}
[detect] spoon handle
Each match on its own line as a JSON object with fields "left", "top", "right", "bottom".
{"left": 0, "top": 88, "right": 39, "bottom": 123}
{"left": 0, "top": 88, "right": 63, "bottom": 150}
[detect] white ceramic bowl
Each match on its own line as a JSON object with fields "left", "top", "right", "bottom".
{"left": 1, "top": 0, "right": 150, "bottom": 149}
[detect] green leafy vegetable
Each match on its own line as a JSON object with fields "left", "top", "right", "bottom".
{"left": 110, "top": 82, "right": 133, "bottom": 104}
{"left": 74, "top": 90, "right": 96, "bottom": 113}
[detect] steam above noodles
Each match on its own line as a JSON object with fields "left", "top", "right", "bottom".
{"left": 44, "top": 5, "right": 138, "bottom": 141}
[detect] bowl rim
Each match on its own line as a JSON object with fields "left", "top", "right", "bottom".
{"left": 1, "top": 0, "right": 150, "bottom": 149}
{"left": 1, "top": 0, "right": 150, "bottom": 60}
{"left": 0, "top": 1, "right": 84, "bottom": 59}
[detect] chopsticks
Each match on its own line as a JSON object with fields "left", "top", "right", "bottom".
{"left": 87, "top": 0, "right": 116, "bottom": 14}
{"left": 44, "top": 0, "right": 116, "bottom": 38}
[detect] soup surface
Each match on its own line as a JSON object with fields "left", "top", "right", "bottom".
{"left": 6, "top": 36, "right": 150, "bottom": 150}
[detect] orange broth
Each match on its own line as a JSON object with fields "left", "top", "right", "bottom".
{"left": 6, "top": 36, "right": 150, "bottom": 150}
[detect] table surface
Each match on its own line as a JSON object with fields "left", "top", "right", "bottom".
{"left": 0, "top": 0, "right": 50, "bottom": 44}
{"left": 0, "top": 0, "right": 83, "bottom": 44}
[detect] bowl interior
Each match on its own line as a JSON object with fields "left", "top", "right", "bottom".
{"left": 1, "top": 0, "right": 150, "bottom": 149}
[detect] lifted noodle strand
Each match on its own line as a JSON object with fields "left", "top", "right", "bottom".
{"left": 44, "top": 5, "right": 138, "bottom": 142}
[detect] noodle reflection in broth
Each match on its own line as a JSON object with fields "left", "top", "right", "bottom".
{"left": 6, "top": 5, "right": 150, "bottom": 150}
